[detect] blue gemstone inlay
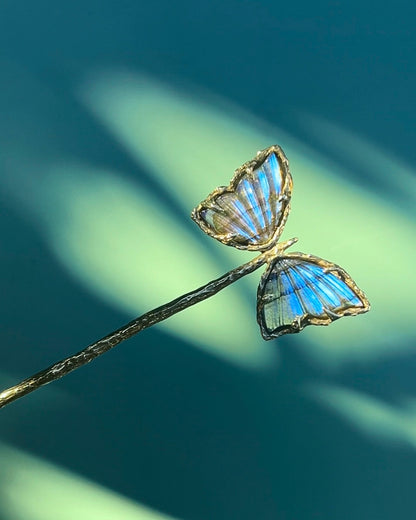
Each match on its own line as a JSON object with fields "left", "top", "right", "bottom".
{"left": 242, "top": 178, "right": 265, "bottom": 229}
{"left": 233, "top": 199, "right": 258, "bottom": 235}
{"left": 324, "top": 273, "right": 356, "bottom": 300}
{"left": 207, "top": 208, "right": 251, "bottom": 239}
{"left": 266, "top": 153, "right": 282, "bottom": 194}
{"left": 302, "top": 263, "right": 361, "bottom": 306}
{"left": 300, "top": 283, "right": 325, "bottom": 315}
{"left": 279, "top": 270, "right": 295, "bottom": 296}
{"left": 296, "top": 265, "right": 341, "bottom": 307}
{"left": 287, "top": 290, "right": 304, "bottom": 317}
{"left": 288, "top": 267, "right": 307, "bottom": 291}
{"left": 233, "top": 226, "right": 251, "bottom": 239}
{"left": 256, "top": 170, "right": 272, "bottom": 225}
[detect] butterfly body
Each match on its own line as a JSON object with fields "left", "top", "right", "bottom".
{"left": 192, "top": 145, "right": 370, "bottom": 340}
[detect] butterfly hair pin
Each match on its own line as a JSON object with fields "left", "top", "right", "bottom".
{"left": 192, "top": 145, "right": 370, "bottom": 339}
{"left": 0, "top": 145, "right": 371, "bottom": 409}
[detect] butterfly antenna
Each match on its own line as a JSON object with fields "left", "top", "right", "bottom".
{"left": 278, "top": 237, "right": 298, "bottom": 253}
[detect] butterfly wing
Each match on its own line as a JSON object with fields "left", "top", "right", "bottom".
{"left": 191, "top": 145, "right": 293, "bottom": 251}
{"left": 257, "top": 253, "right": 370, "bottom": 339}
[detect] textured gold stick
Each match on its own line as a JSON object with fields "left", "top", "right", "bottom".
{"left": 0, "top": 246, "right": 283, "bottom": 410}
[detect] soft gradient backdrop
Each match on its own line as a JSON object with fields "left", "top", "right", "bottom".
{"left": 0, "top": 2, "right": 415, "bottom": 519}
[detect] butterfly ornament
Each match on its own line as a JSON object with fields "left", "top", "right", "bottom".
{"left": 0, "top": 145, "right": 373, "bottom": 409}
{"left": 192, "top": 145, "right": 370, "bottom": 339}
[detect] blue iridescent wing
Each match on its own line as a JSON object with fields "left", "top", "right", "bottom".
{"left": 257, "top": 253, "right": 370, "bottom": 339}
{"left": 191, "top": 145, "right": 293, "bottom": 251}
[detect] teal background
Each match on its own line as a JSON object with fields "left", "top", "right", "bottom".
{"left": 0, "top": 2, "right": 415, "bottom": 519}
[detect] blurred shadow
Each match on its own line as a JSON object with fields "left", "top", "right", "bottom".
{"left": 0, "top": 55, "right": 416, "bottom": 520}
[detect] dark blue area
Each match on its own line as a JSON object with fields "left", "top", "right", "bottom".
{"left": 0, "top": 1, "right": 415, "bottom": 519}
{"left": 1, "top": 1, "right": 415, "bottom": 163}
